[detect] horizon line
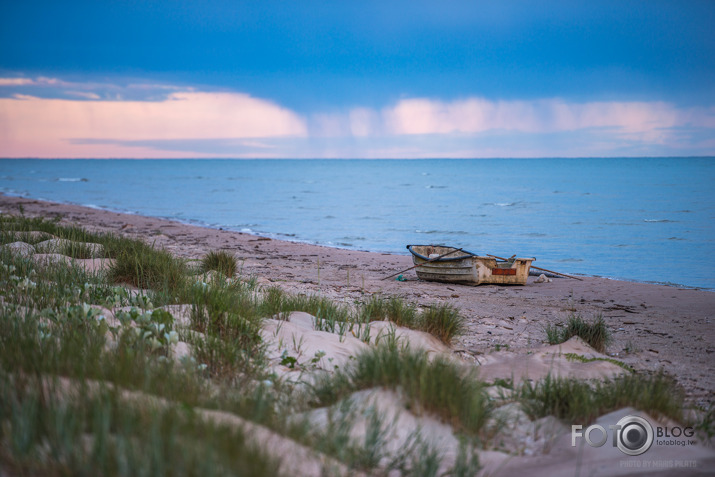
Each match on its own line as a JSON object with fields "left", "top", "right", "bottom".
{"left": 2, "top": 155, "right": 714, "bottom": 160}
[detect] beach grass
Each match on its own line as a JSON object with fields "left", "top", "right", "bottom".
{"left": 357, "top": 295, "right": 463, "bottom": 345}
{"left": 200, "top": 249, "right": 238, "bottom": 278}
{"left": 0, "top": 211, "right": 695, "bottom": 472}
{"left": 108, "top": 240, "right": 189, "bottom": 292}
{"left": 418, "top": 303, "right": 465, "bottom": 345}
{"left": 518, "top": 371, "right": 684, "bottom": 424}
{"left": 0, "top": 222, "right": 288, "bottom": 474}
{"left": 544, "top": 313, "right": 611, "bottom": 352}
{"left": 59, "top": 240, "right": 103, "bottom": 259}
{"left": 360, "top": 294, "right": 419, "bottom": 328}
{"left": 0, "top": 214, "right": 476, "bottom": 473}
{"left": 311, "top": 345, "right": 491, "bottom": 437}
{"left": 0, "top": 374, "right": 283, "bottom": 477}
{"left": 296, "top": 400, "right": 397, "bottom": 472}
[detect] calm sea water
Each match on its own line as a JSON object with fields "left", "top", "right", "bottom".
{"left": 1, "top": 158, "right": 713, "bottom": 289}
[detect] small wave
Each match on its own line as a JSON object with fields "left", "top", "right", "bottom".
{"left": 415, "top": 229, "right": 469, "bottom": 235}
{"left": 644, "top": 219, "right": 676, "bottom": 223}
{"left": 667, "top": 237, "right": 686, "bottom": 241}
{"left": 557, "top": 258, "right": 584, "bottom": 263}
{"left": 1, "top": 189, "right": 25, "bottom": 197}
{"left": 425, "top": 185, "right": 447, "bottom": 189}
{"left": 485, "top": 201, "right": 523, "bottom": 207}
{"left": 56, "top": 177, "right": 89, "bottom": 182}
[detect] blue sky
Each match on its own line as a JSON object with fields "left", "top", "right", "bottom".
{"left": 1, "top": 0, "right": 714, "bottom": 158}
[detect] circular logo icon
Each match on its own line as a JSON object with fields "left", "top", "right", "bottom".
{"left": 615, "top": 415, "right": 654, "bottom": 456}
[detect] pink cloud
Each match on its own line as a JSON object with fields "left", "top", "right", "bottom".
{"left": 0, "top": 78, "right": 36, "bottom": 86}
{"left": 0, "top": 92, "right": 307, "bottom": 158}
{"left": 380, "top": 97, "right": 705, "bottom": 135}
{"left": 1, "top": 77, "right": 713, "bottom": 158}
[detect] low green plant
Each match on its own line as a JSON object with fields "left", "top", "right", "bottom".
{"left": 544, "top": 314, "right": 611, "bottom": 352}
{"left": 518, "top": 371, "right": 684, "bottom": 424}
{"left": 0, "top": 229, "right": 53, "bottom": 245}
{"left": 312, "top": 345, "right": 490, "bottom": 436}
{"left": 564, "top": 352, "right": 634, "bottom": 372}
{"left": 449, "top": 439, "right": 482, "bottom": 477}
{"left": 0, "top": 375, "right": 283, "bottom": 476}
{"left": 692, "top": 402, "right": 714, "bottom": 442}
{"left": 359, "top": 295, "right": 419, "bottom": 329}
{"left": 491, "top": 378, "right": 514, "bottom": 389}
{"left": 59, "top": 240, "right": 102, "bottom": 259}
{"left": 201, "top": 249, "right": 238, "bottom": 278}
{"left": 187, "top": 280, "right": 265, "bottom": 379}
{"left": 285, "top": 294, "right": 352, "bottom": 323}
{"left": 300, "top": 400, "right": 398, "bottom": 472}
{"left": 108, "top": 239, "right": 188, "bottom": 292}
{"left": 419, "top": 303, "right": 464, "bottom": 345}
{"left": 116, "top": 307, "right": 178, "bottom": 354}
{"left": 359, "top": 294, "right": 389, "bottom": 322}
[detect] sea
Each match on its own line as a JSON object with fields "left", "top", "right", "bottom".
{"left": 1, "top": 158, "right": 713, "bottom": 290}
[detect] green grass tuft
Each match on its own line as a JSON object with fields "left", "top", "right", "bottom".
{"left": 518, "top": 371, "right": 684, "bottom": 424}
{"left": 201, "top": 250, "right": 238, "bottom": 278}
{"left": 360, "top": 295, "right": 419, "bottom": 329}
{"left": 108, "top": 239, "right": 188, "bottom": 292}
{"left": 419, "top": 303, "right": 464, "bottom": 346}
{"left": 544, "top": 314, "right": 611, "bottom": 352}
{"left": 356, "top": 297, "right": 463, "bottom": 345}
{"left": 312, "top": 345, "right": 490, "bottom": 436}
{"left": 59, "top": 240, "right": 102, "bottom": 259}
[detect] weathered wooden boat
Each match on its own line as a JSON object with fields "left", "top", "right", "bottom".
{"left": 406, "top": 245, "right": 534, "bottom": 286}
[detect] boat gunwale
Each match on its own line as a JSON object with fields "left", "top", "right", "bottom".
{"left": 406, "top": 244, "right": 478, "bottom": 263}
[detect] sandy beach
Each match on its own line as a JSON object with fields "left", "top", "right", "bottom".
{"left": 2, "top": 193, "right": 713, "bottom": 405}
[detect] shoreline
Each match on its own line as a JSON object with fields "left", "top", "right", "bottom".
{"left": 2, "top": 193, "right": 714, "bottom": 404}
{"left": 3, "top": 191, "right": 709, "bottom": 292}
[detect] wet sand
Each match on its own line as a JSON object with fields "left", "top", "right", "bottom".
{"left": 2, "top": 194, "right": 713, "bottom": 405}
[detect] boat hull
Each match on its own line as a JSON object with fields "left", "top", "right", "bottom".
{"left": 407, "top": 245, "right": 534, "bottom": 286}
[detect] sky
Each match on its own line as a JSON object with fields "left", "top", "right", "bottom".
{"left": 1, "top": 0, "right": 714, "bottom": 159}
